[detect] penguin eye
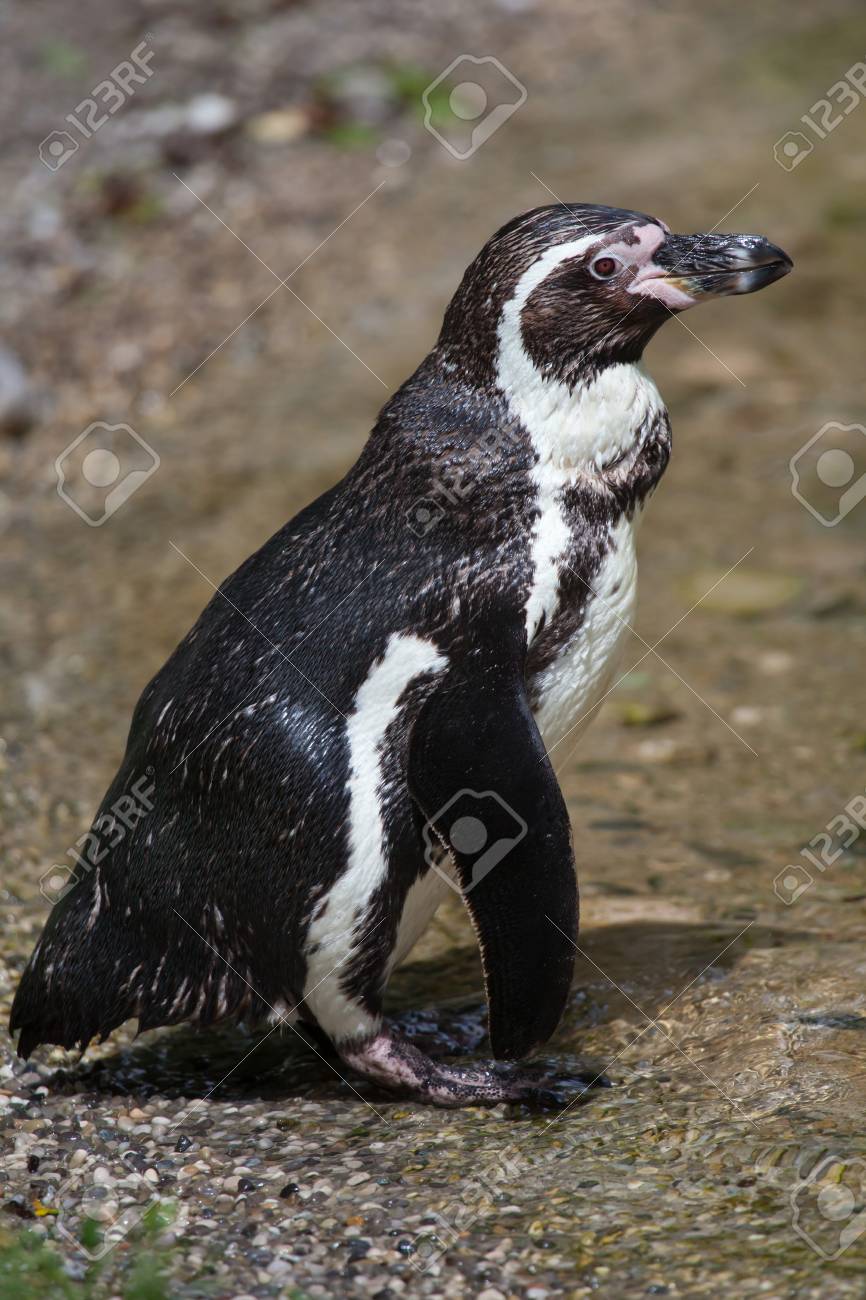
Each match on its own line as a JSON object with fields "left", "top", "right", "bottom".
{"left": 589, "top": 255, "right": 621, "bottom": 280}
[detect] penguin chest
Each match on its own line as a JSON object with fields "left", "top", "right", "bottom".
{"left": 530, "top": 516, "right": 639, "bottom": 752}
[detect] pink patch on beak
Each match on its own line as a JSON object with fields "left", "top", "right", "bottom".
{"left": 624, "top": 225, "right": 699, "bottom": 310}
{"left": 601, "top": 222, "right": 698, "bottom": 309}
{"left": 628, "top": 272, "right": 698, "bottom": 310}
{"left": 605, "top": 222, "right": 666, "bottom": 266}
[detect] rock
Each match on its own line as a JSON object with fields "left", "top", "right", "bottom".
{"left": 324, "top": 66, "right": 395, "bottom": 126}
{"left": 680, "top": 568, "right": 802, "bottom": 617}
{"left": 0, "top": 348, "right": 37, "bottom": 437}
{"left": 618, "top": 701, "right": 680, "bottom": 727}
{"left": 729, "top": 706, "right": 765, "bottom": 728}
{"left": 376, "top": 138, "right": 412, "bottom": 167}
{"left": 246, "top": 108, "right": 309, "bottom": 144}
{"left": 122, "top": 94, "right": 238, "bottom": 142}
{"left": 634, "top": 737, "right": 717, "bottom": 765}
{"left": 4, "top": 1198, "right": 35, "bottom": 1220}
{"left": 756, "top": 650, "right": 793, "bottom": 674}
{"left": 808, "top": 588, "right": 866, "bottom": 619}
{"left": 185, "top": 93, "right": 238, "bottom": 135}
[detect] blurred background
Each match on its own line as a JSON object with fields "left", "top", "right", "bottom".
{"left": 2, "top": 0, "right": 866, "bottom": 1292}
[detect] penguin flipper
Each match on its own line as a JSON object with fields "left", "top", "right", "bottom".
{"left": 408, "top": 650, "right": 577, "bottom": 1061}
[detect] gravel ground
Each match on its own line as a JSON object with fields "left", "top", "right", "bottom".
{"left": 3, "top": 0, "right": 866, "bottom": 1295}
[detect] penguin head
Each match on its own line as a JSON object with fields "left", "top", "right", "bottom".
{"left": 437, "top": 203, "right": 792, "bottom": 388}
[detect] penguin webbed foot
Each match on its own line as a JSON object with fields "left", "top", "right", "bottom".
{"left": 341, "top": 1030, "right": 610, "bottom": 1109}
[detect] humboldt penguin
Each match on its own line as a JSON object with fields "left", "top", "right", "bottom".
{"left": 11, "top": 204, "right": 792, "bottom": 1105}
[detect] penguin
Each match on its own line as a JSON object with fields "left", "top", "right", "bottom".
{"left": 10, "top": 204, "right": 792, "bottom": 1106}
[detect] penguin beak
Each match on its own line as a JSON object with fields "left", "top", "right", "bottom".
{"left": 631, "top": 232, "right": 793, "bottom": 308}
{"left": 653, "top": 232, "right": 792, "bottom": 297}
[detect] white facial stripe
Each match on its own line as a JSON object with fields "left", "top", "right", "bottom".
{"left": 302, "top": 632, "right": 447, "bottom": 1040}
{"left": 495, "top": 237, "right": 665, "bottom": 644}
{"left": 502, "top": 234, "right": 600, "bottom": 324}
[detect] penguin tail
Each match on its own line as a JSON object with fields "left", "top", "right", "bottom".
{"left": 10, "top": 925, "right": 107, "bottom": 1059}
{"left": 9, "top": 993, "right": 65, "bottom": 1061}
{"left": 10, "top": 881, "right": 276, "bottom": 1058}
{"left": 9, "top": 873, "right": 142, "bottom": 1059}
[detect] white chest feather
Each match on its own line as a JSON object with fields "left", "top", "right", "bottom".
{"left": 515, "top": 364, "right": 657, "bottom": 646}
{"left": 531, "top": 515, "right": 639, "bottom": 749}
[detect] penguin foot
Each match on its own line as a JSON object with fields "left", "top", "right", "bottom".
{"left": 341, "top": 1030, "right": 610, "bottom": 1108}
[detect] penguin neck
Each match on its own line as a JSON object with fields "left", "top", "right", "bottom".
{"left": 494, "top": 339, "right": 666, "bottom": 478}
{"left": 402, "top": 346, "right": 668, "bottom": 480}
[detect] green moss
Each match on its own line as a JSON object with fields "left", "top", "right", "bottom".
{"left": 0, "top": 1203, "right": 177, "bottom": 1300}
{"left": 37, "top": 39, "right": 88, "bottom": 79}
